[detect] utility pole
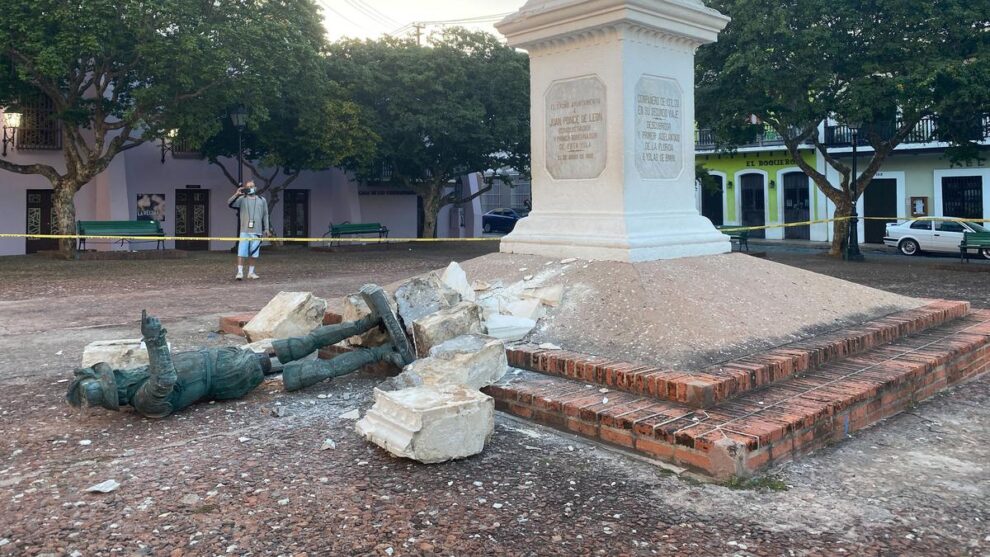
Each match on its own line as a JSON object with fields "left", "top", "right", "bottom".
{"left": 413, "top": 23, "right": 425, "bottom": 45}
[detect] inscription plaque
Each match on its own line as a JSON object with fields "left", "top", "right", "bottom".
{"left": 545, "top": 76, "right": 607, "bottom": 180}
{"left": 635, "top": 76, "right": 683, "bottom": 179}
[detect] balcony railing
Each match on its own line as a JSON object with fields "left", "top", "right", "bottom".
{"left": 695, "top": 125, "right": 811, "bottom": 151}
{"left": 825, "top": 115, "right": 990, "bottom": 147}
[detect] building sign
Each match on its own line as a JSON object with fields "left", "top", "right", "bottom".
{"left": 911, "top": 196, "right": 929, "bottom": 217}
{"left": 545, "top": 76, "right": 607, "bottom": 180}
{"left": 635, "top": 76, "right": 683, "bottom": 179}
{"left": 136, "top": 193, "right": 166, "bottom": 221}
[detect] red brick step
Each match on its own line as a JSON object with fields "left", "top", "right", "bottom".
{"left": 485, "top": 310, "right": 990, "bottom": 479}
{"left": 506, "top": 300, "right": 969, "bottom": 408}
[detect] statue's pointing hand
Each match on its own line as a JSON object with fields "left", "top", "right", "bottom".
{"left": 141, "top": 310, "right": 166, "bottom": 340}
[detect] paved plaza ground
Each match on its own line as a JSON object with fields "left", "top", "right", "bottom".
{"left": 0, "top": 243, "right": 987, "bottom": 556}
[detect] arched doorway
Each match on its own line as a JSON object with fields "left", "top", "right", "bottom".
{"left": 740, "top": 173, "right": 766, "bottom": 238}
{"left": 700, "top": 175, "right": 724, "bottom": 226}
{"left": 782, "top": 172, "right": 810, "bottom": 240}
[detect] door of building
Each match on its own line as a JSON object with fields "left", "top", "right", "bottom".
{"left": 25, "top": 189, "right": 58, "bottom": 254}
{"left": 175, "top": 189, "right": 210, "bottom": 251}
{"left": 283, "top": 189, "right": 309, "bottom": 239}
{"left": 863, "top": 178, "right": 898, "bottom": 244}
{"left": 782, "top": 172, "right": 811, "bottom": 240}
{"left": 740, "top": 174, "right": 766, "bottom": 239}
{"left": 700, "top": 176, "right": 724, "bottom": 227}
{"left": 942, "top": 176, "right": 983, "bottom": 219}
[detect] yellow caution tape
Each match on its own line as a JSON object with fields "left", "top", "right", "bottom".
{"left": 1, "top": 217, "right": 985, "bottom": 242}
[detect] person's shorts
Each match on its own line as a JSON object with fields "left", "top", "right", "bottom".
{"left": 237, "top": 233, "right": 262, "bottom": 258}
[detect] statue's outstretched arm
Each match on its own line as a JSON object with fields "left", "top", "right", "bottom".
{"left": 134, "top": 310, "right": 177, "bottom": 417}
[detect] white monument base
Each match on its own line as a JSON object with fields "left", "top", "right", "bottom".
{"left": 501, "top": 211, "right": 730, "bottom": 262}
{"left": 495, "top": 0, "right": 732, "bottom": 263}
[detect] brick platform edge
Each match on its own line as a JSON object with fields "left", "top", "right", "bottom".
{"left": 506, "top": 301, "right": 970, "bottom": 409}
{"left": 484, "top": 310, "right": 990, "bottom": 479}
{"left": 219, "top": 312, "right": 343, "bottom": 337}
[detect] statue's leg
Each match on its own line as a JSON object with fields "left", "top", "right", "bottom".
{"left": 282, "top": 345, "right": 394, "bottom": 392}
{"left": 273, "top": 314, "right": 380, "bottom": 364}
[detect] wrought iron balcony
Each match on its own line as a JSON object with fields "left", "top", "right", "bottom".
{"left": 824, "top": 115, "right": 990, "bottom": 147}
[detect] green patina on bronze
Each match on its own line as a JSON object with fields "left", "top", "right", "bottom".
{"left": 67, "top": 284, "right": 414, "bottom": 418}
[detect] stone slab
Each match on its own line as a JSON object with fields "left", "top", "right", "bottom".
{"left": 243, "top": 292, "right": 329, "bottom": 342}
{"left": 81, "top": 339, "right": 171, "bottom": 370}
{"left": 412, "top": 301, "right": 485, "bottom": 358}
{"left": 356, "top": 385, "right": 495, "bottom": 464}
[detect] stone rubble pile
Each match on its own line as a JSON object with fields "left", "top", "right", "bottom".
{"left": 356, "top": 260, "right": 571, "bottom": 463}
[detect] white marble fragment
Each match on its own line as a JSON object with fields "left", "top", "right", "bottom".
{"left": 242, "top": 292, "right": 328, "bottom": 342}
{"left": 355, "top": 385, "right": 494, "bottom": 464}
{"left": 397, "top": 334, "right": 508, "bottom": 390}
{"left": 411, "top": 301, "right": 485, "bottom": 358}
{"left": 394, "top": 273, "right": 461, "bottom": 334}
{"left": 441, "top": 262, "right": 476, "bottom": 302}
{"left": 81, "top": 339, "right": 171, "bottom": 370}
{"left": 485, "top": 314, "right": 537, "bottom": 342}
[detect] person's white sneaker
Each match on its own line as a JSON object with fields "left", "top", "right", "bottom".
{"left": 235, "top": 270, "right": 244, "bottom": 281}
{"left": 248, "top": 272, "right": 260, "bottom": 280}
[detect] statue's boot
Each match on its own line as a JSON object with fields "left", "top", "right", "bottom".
{"left": 282, "top": 345, "right": 396, "bottom": 392}
{"left": 273, "top": 314, "right": 380, "bottom": 364}
{"left": 359, "top": 284, "right": 416, "bottom": 366}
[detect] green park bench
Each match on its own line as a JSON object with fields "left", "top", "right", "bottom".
{"left": 323, "top": 221, "right": 390, "bottom": 248}
{"left": 960, "top": 231, "right": 990, "bottom": 262}
{"left": 717, "top": 226, "right": 749, "bottom": 252}
{"left": 76, "top": 220, "right": 165, "bottom": 251}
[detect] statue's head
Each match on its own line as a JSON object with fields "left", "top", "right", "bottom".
{"left": 66, "top": 363, "right": 120, "bottom": 411}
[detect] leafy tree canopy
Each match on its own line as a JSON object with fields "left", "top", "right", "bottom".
{"left": 696, "top": 0, "right": 990, "bottom": 254}
{"left": 326, "top": 28, "right": 531, "bottom": 237}
{"left": 0, "top": 0, "right": 329, "bottom": 252}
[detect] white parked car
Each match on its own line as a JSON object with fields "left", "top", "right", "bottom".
{"left": 884, "top": 218, "right": 990, "bottom": 259}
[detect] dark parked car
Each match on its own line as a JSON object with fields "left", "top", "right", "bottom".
{"left": 483, "top": 208, "right": 522, "bottom": 233}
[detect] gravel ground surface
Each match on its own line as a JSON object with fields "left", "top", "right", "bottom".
{"left": 0, "top": 244, "right": 987, "bottom": 556}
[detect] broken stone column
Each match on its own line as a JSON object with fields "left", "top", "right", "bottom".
{"left": 388, "top": 334, "right": 508, "bottom": 390}
{"left": 411, "top": 301, "right": 485, "bottom": 358}
{"left": 242, "top": 292, "right": 328, "bottom": 342}
{"left": 394, "top": 272, "right": 462, "bottom": 334}
{"left": 355, "top": 385, "right": 494, "bottom": 464}
{"left": 81, "top": 339, "right": 171, "bottom": 370}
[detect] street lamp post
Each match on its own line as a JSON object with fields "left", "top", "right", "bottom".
{"left": 845, "top": 124, "right": 865, "bottom": 261}
{"left": 230, "top": 105, "right": 248, "bottom": 185}
{"left": 2, "top": 109, "right": 22, "bottom": 157}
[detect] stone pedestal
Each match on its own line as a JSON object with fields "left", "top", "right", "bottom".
{"left": 496, "top": 0, "right": 731, "bottom": 262}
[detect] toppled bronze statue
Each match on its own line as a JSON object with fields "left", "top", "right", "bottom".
{"left": 67, "top": 285, "right": 414, "bottom": 418}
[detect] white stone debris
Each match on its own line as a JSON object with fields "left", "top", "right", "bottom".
{"left": 471, "top": 280, "right": 494, "bottom": 292}
{"left": 321, "top": 438, "right": 337, "bottom": 451}
{"left": 338, "top": 409, "right": 361, "bottom": 420}
{"left": 485, "top": 314, "right": 537, "bottom": 342}
{"left": 240, "top": 338, "right": 273, "bottom": 354}
{"left": 412, "top": 301, "right": 485, "bottom": 358}
{"left": 355, "top": 385, "right": 494, "bottom": 464}
{"left": 441, "top": 261, "right": 476, "bottom": 302}
{"left": 341, "top": 291, "right": 396, "bottom": 347}
{"left": 392, "top": 334, "right": 508, "bottom": 390}
{"left": 242, "top": 292, "right": 328, "bottom": 343}
{"left": 85, "top": 480, "right": 120, "bottom": 494}
{"left": 560, "top": 258, "right": 578, "bottom": 264}
{"left": 505, "top": 298, "right": 546, "bottom": 321}
{"left": 539, "top": 342, "right": 563, "bottom": 350}
{"left": 394, "top": 272, "right": 461, "bottom": 335}
{"left": 81, "top": 339, "right": 172, "bottom": 370}
{"left": 521, "top": 284, "right": 564, "bottom": 308}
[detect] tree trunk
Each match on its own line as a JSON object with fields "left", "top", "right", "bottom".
{"left": 829, "top": 200, "right": 852, "bottom": 257}
{"left": 52, "top": 179, "right": 80, "bottom": 256}
{"left": 419, "top": 186, "right": 445, "bottom": 239}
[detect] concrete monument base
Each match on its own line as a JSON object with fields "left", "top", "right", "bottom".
{"left": 500, "top": 211, "right": 730, "bottom": 262}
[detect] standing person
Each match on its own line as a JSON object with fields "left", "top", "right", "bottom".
{"left": 227, "top": 180, "right": 269, "bottom": 280}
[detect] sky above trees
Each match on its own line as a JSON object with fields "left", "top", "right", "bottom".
{"left": 317, "top": 0, "right": 525, "bottom": 41}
